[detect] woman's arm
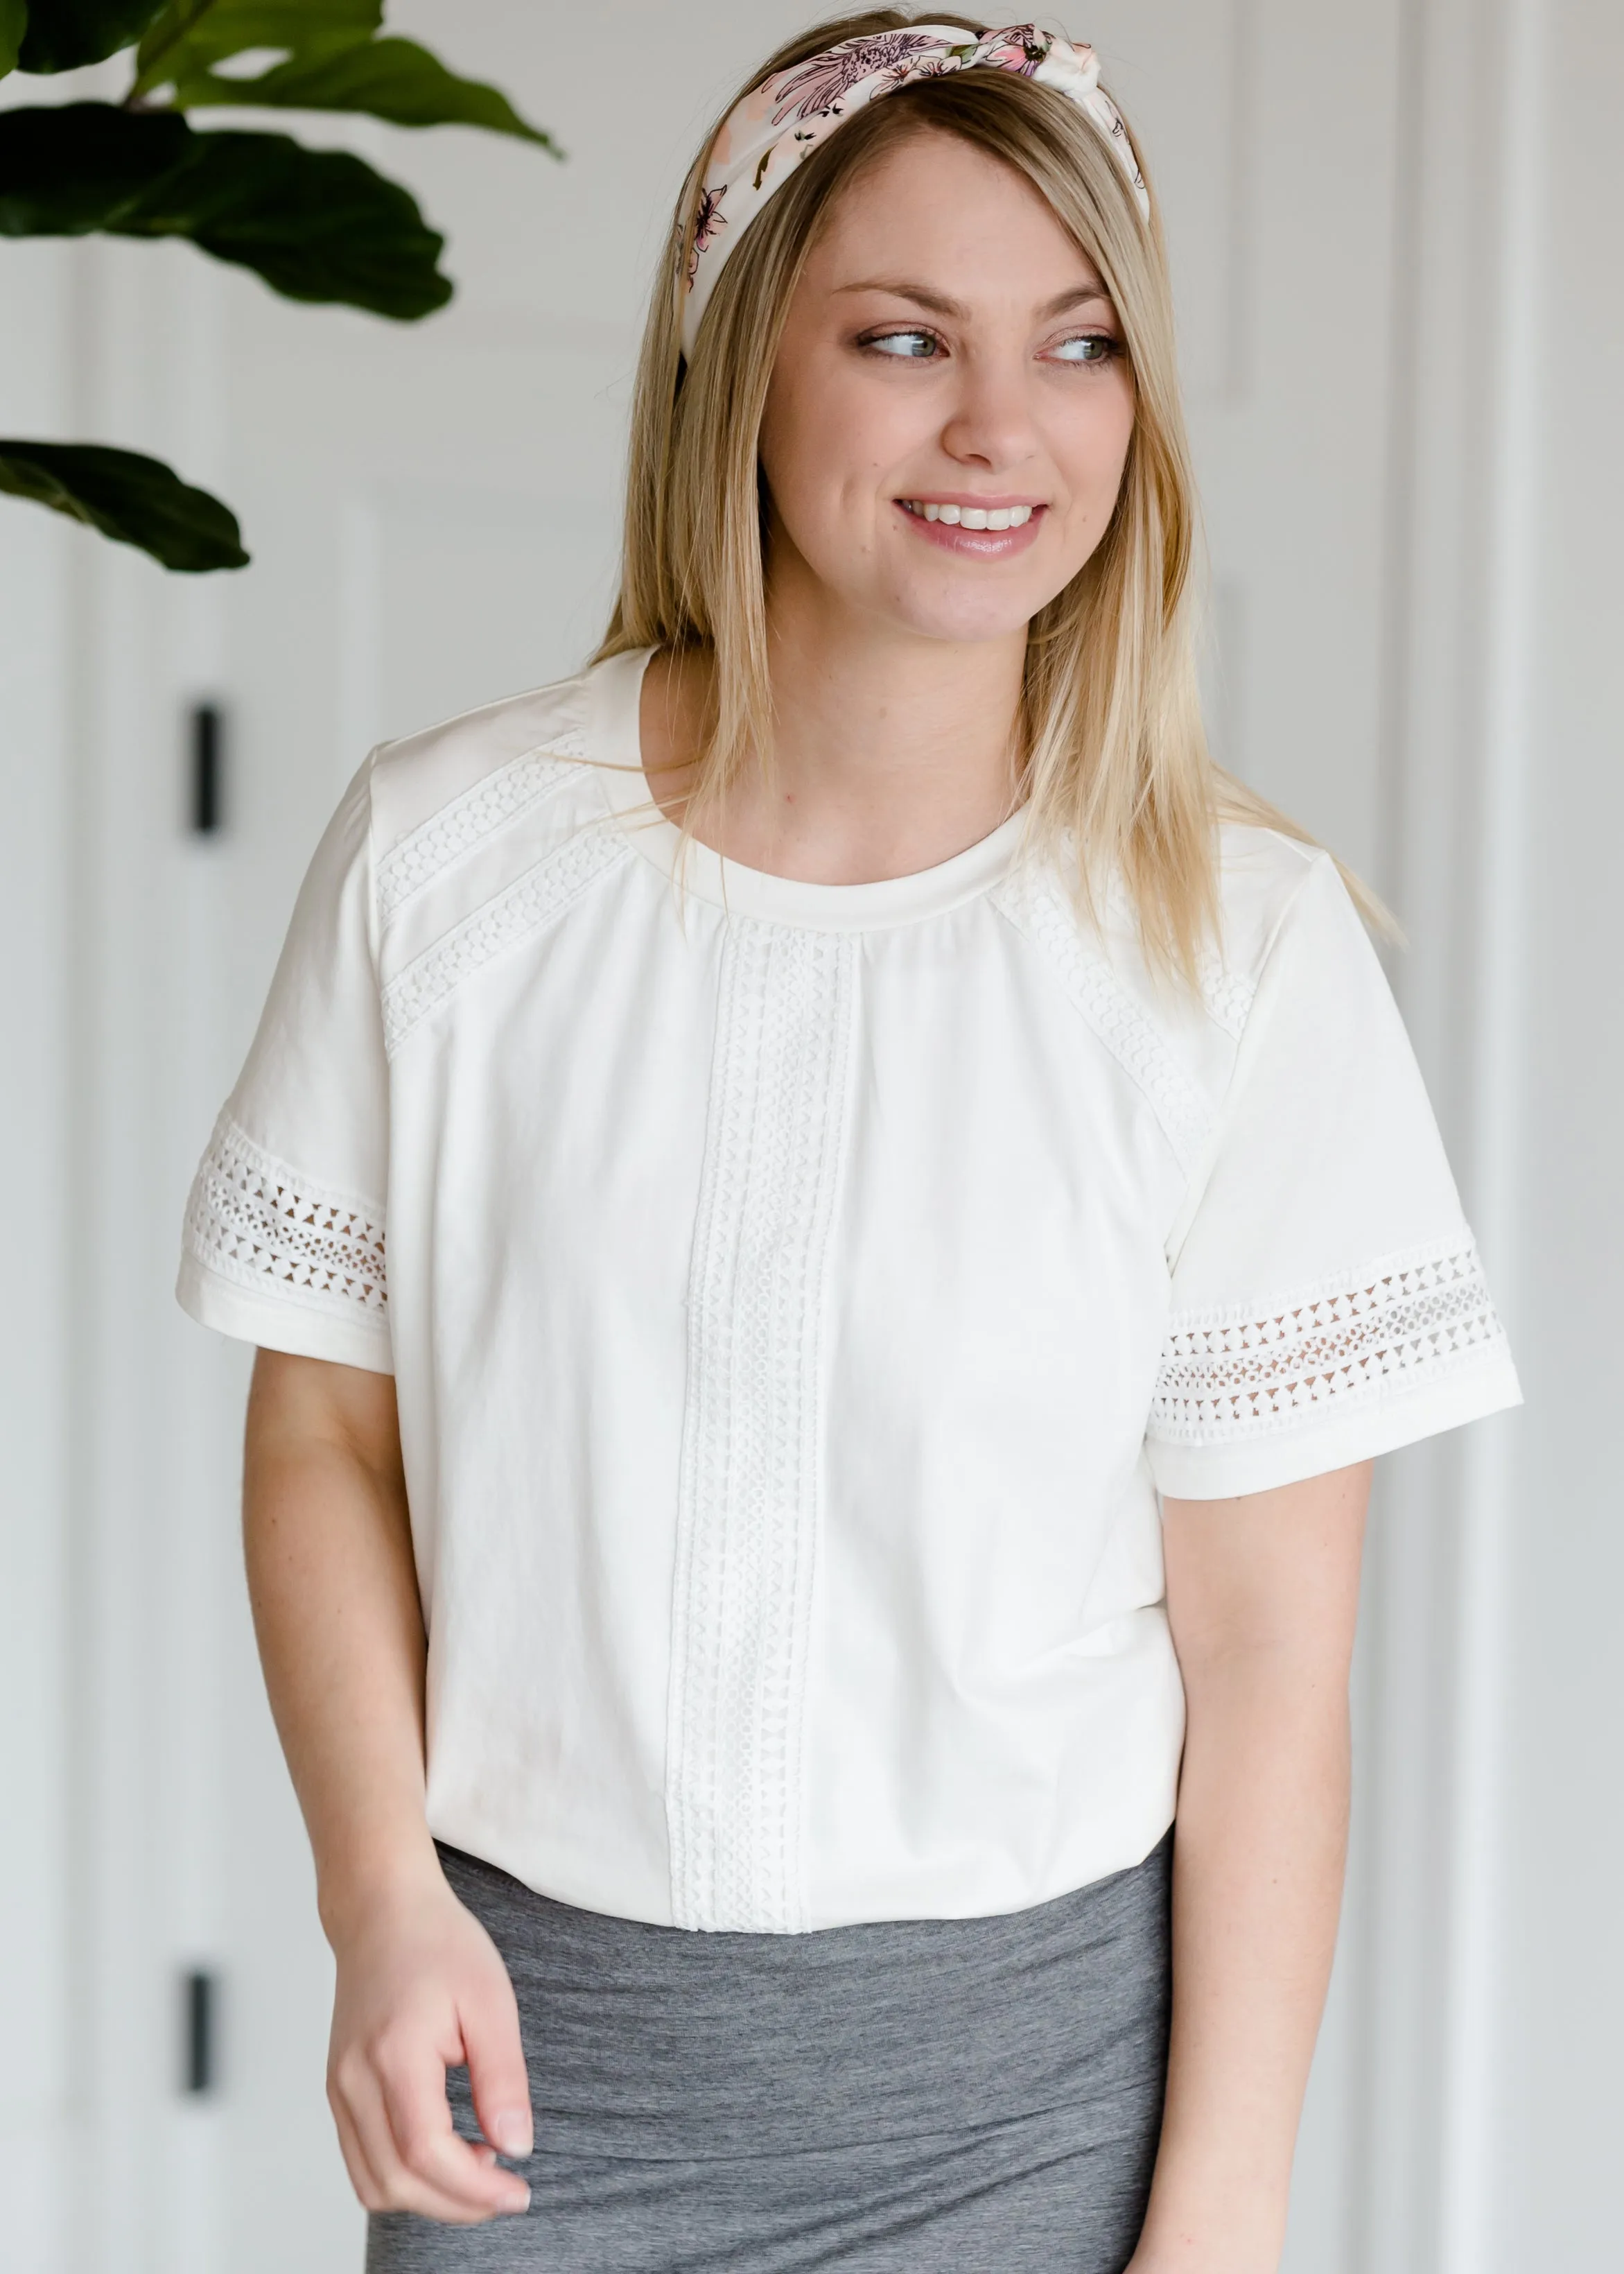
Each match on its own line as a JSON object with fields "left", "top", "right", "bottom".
{"left": 1128, "top": 1459, "right": 1372, "bottom": 2274}
{"left": 244, "top": 1349, "right": 532, "bottom": 2224}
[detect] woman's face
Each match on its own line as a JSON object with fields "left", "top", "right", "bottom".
{"left": 758, "top": 129, "right": 1137, "bottom": 648}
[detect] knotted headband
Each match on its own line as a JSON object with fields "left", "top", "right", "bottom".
{"left": 681, "top": 22, "right": 1149, "bottom": 357}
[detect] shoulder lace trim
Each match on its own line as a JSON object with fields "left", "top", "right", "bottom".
{"left": 992, "top": 869, "right": 1214, "bottom": 1170}
{"left": 184, "top": 1116, "right": 387, "bottom": 1318}
{"left": 382, "top": 822, "right": 631, "bottom": 1054}
{"left": 1150, "top": 1235, "right": 1508, "bottom": 1446}
{"left": 376, "top": 738, "right": 584, "bottom": 920}
{"left": 1198, "top": 951, "right": 1258, "bottom": 1040}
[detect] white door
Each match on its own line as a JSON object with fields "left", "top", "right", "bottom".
{"left": 6, "top": 5, "right": 1514, "bottom": 2269}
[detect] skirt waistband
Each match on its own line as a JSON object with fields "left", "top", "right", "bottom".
{"left": 439, "top": 1831, "right": 1173, "bottom": 2160}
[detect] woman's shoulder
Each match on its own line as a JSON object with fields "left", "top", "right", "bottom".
{"left": 358, "top": 666, "right": 613, "bottom": 934}
{"left": 1008, "top": 822, "right": 1359, "bottom": 1160}
{"left": 1213, "top": 817, "right": 1330, "bottom": 934}
{"left": 1204, "top": 821, "right": 1340, "bottom": 1014}
{"left": 1069, "top": 820, "right": 1336, "bottom": 1044}
{"left": 366, "top": 667, "right": 594, "bottom": 842}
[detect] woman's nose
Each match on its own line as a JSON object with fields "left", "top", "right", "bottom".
{"left": 937, "top": 353, "right": 1040, "bottom": 472}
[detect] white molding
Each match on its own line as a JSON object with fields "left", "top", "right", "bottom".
{"left": 62, "top": 230, "right": 238, "bottom": 2274}
{"left": 0, "top": 240, "right": 77, "bottom": 2274}
{"left": 1353, "top": 1, "right": 1541, "bottom": 2269}
{"left": 1434, "top": 0, "right": 1544, "bottom": 2264}
{"left": 67, "top": 229, "right": 172, "bottom": 2274}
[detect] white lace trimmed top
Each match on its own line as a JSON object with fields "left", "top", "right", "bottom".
{"left": 177, "top": 648, "right": 1521, "bottom": 1934}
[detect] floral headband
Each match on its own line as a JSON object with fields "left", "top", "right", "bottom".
{"left": 681, "top": 22, "right": 1149, "bottom": 357}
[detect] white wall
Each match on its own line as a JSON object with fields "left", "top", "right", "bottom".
{"left": 1, "top": 4, "right": 1618, "bottom": 2268}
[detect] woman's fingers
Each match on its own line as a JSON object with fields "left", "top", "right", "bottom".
{"left": 335, "top": 2040, "right": 531, "bottom": 2223}
{"left": 462, "top": 1976, "right": 534, "bottom": 2162}
{"left": 378, "top": 2040, "right": 532, "bottom": 2219}
{"left": 329, "top": 2088, "right": 387, "bottom": 2214}
{"left": 324, "top": 1872, "right": 534, "bottom": 2222}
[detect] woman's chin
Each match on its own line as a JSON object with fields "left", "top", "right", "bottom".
{"left": 878, "top": 590, "right": 1053, "bottom": 647}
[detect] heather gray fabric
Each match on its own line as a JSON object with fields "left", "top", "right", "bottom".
{"left": 365, "top": 1832, "right": 1171, "bottom": 2273}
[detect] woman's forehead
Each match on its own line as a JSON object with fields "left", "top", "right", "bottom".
{"left": 811, "top": 137, "right": 1110, "bottom": 302}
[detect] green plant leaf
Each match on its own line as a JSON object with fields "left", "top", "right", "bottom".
{"left": 165, "top": 34, "right": 561, "bottom": 150}
{"left": 18, "top": 0, "right": 166, "bottom": 72}
{"left": 1, "top": 0, "right": 28, "bottom": 80}
{"left": 0, "top": 438, "right": 248, "bottom": 570}
{"left": 133, "top": 0, "right": 379, "bottom": 94}
{"left": 0, "top": 103, "right": 451, "bottom": 318}
{"left": 0, "top": 102, "right": 190, "bottom": 231}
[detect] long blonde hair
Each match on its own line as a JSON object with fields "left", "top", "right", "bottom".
{"left": 597, "top": 9, "right": 1379, "bottom": 983}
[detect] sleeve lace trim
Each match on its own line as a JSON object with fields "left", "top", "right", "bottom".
{"left": 1149, "top": 1234, "right": 1509, "bottom": 1446}
{"left": 182, "top": 1115, "right": 388, "bottom": 1320}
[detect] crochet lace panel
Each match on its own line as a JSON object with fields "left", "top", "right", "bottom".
{"left": 376, "top": 736, "right": 585, "bottom": 920}
{"left": 665, "top": 920, "right": 856, "bottom": 1934}
{"left": 1150, "top": 1235, "right": 1508, "bottom": 1446}
{"left": 381, "top": 822, "right": 631, "bottom": 1054}
{"left": 184, "top": 1116, "right": 387, "bottom": 1319}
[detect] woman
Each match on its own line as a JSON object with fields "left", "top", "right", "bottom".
{"left": 179, "top": 16, "right": 1521, "bottom": 2271}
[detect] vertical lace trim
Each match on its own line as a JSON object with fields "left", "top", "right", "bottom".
{"left": 666, "top": 921, "right": 856, "bottom": 1934}
{"left": 1150, "top": 1235, "right": 1509, "bottom": 1445}
{"left": 381, "top": 824, "right": 631, "bottom": 1054}
{"left": 992, "top": 869, "right": 1214, "bottom": 1170}
{"left": 376, "top": 742, "right": 584, "bottom": 920}
{"left": 183, "top": 1116, "right": 387, "bottom": 1317}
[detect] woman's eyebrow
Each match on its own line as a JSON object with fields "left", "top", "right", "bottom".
{"left": 830, "top": 279, "right": 1115, "bottom": 319}
{"left": 1038, "top": 282, "right": 1113, "bottom": 317}
{"left": 831, "top": 279, "right": 967, "bottom": 315}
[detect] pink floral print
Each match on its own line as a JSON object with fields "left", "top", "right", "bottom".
{"left": 688, "top": 181, "right": 727, "bottom": 281}
{"left": 771, "top": 30, "right": 946, "bottom": 123}
{"left": 681, "top": 23, "right": 1150, "bottom": 358}
{"left": 975, "top": 27, "right": 1048, "bottom": 74}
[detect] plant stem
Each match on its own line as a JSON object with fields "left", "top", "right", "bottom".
{"left": 129, "top": 0, "right": 225, "bottom": 99}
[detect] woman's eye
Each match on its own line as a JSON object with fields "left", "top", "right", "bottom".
{"left": 1049, "top": 333, "right": 1119, "bottom": 365}
{"left": 862, "top": 329, "right": 940, "bottom": 359}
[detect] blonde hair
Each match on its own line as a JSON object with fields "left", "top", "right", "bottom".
{"left": 597, "top": 9, "right": 1382, "bottom": 982}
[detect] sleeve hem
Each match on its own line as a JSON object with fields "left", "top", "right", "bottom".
{"left": 177, "top": 1256, "right": 395, "bottom": 1376}
{"left": 1146, "top": 1353, "right": 1522, "bottom": 1500}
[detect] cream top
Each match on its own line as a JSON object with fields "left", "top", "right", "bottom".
{"left": 177, "top": 648, "right": 1520, "bottom": 1932}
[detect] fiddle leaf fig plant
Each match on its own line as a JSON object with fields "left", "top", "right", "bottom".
{"left": 0, "top": 0, "right": 560, "bottom": 570}
{"left": 130, "top": 0, "right": 556, "bottom": 144}
{"left": 1, "top": 0, "right": 28, "bottom": 74}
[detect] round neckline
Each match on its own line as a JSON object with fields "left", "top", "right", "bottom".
{"left": 587, "top": 646, "right": 1030, "bottom": 934}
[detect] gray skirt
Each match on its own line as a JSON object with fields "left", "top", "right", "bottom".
{"left": 366, "top": 1832, "right": 1172, "bottom": 2274}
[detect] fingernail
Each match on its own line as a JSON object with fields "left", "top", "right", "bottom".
{"left": 507, "top": 2184, "right": 532, "bottom": 2215}
{"left": 490, "top": 2112, "right": 532, "bottom": 2158}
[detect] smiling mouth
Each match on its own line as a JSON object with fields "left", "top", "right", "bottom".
{"left": 898, "top": 499, "right": 1038, "bottom": 530}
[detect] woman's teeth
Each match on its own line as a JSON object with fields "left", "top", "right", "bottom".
{"left": 902, "top": 501, "right": 1035, "bottom": 530}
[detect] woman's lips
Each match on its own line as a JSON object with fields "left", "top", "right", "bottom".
{"left": 893, "top": 497, "right": 1047, "bottom": 558}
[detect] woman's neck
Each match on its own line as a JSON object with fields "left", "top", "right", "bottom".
{"left": 641, "top": 566, "right": 1028, "bottom": 887}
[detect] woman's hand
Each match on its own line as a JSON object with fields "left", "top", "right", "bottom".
{"left": 326, "top": 1860, "right": 534, "bottom": 2223}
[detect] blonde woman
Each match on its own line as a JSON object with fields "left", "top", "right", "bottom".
{"left": 179, "top": 15, "right": 1521, "bottom": 2271}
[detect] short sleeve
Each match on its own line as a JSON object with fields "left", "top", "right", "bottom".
{"left": 176, "top": 760, "right": 393, "bottom": 1375}
{"left": 1146, "top": 853, "right": 1520, "bottom": 1498}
